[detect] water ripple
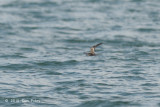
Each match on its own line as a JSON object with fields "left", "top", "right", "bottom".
{"left": 0, "top": 0, "right": 160, "bottom": 107}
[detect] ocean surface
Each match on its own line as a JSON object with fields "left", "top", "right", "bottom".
{"left": 0, "top": 0, "right": 160, "bottom": 107}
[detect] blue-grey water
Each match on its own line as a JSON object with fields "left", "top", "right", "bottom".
{"left": 0, "top": 0, "right": 160, "bottom": 107}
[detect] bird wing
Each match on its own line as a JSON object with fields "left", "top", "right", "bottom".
{"left": 92, "top": 43, "right": 102, "bottom": 48}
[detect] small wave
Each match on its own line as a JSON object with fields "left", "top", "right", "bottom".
{"left": 20, "top": 47, "right": 37, "bottom": 52}
{"left": 0, "top": 54, "right": 26, "bottom": 59}
{"left": 105, "top": 38, "right": 160, "bottom": 47}
{"left": 56, "top": 79, "right": 86, "bottom": 86}
{"left": 34, "top": 60, "right": 78, "bottom": 67}
{"left": 1, "top": 64, "right": 33, "bottom": 71}
{"left": 65, "top": 38, "right": 102, "bottom": 43}
{"left": 118, "top": 75, "right": 146, "bottom": 81}
{"left": 45, "top": 71, "right": 62, "bottom": 75}
{"left": 136, "top": 28, "right": 158, "bottom": 33}
{"left": 54, "top": 26, "right": 82, "bottom": 31}
{"left": 141, "top": 83, "right": 158, "bottom": 87}
{"left": 76, "top": 100, "right": 139, "bottom": 107}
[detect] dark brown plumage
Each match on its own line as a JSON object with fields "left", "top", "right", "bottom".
{"left": 85, "top": 43, "right": 102, "bottom": 56}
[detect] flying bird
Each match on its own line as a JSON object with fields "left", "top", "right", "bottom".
{"left": 85, "top": 43, "right": 102, "bottom": 56}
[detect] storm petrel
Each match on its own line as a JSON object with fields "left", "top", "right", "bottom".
{"left": 85, "top": 43, "right": 102, "bottom": 56}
